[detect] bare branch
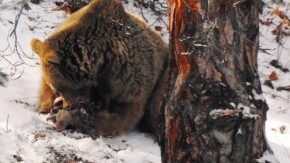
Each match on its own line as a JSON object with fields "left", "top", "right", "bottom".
{"left": 0, "top": 0, "right": 36, "bottom": 80}
{"left": 9, "top": 1, "right": 26, "bottom": 37}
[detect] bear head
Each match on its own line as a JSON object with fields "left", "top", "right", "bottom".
{"left": 31, "top": 38, "right": 93, "bottom": 109}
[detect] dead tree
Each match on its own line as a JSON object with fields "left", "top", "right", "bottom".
{"left": 161, "top": 0, "right": 270, "bottom": 162}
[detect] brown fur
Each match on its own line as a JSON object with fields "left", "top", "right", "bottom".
{"left": 31, "top": 0, "right": 169, "bottom": 136}
{"left": 55, "top": 110, "right": 75, "bottom": 132}
{"left": 55, "top": 109, "right": 89, "bottom": 132}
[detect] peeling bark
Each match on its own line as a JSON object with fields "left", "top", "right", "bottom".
{"left": 161, "top": 0, "right": 270, "bottom": 162}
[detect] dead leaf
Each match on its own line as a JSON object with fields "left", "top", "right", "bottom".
{"left": 280, "top": 18, "right": 289, "bottom": 25}
{"left": 65, "top": 6, "right": 72, "bottom": 14}
{"left": 279, "top": 125, "right": 286, "bottom": 133}
{"left": 269, "top": 71, "right": 278, "bottom": 81}
{"left": 271, "top": 125, "right": 287, "bottom": 134}
{"left": 272, "top": 9, "right": 282, "bottom": 16}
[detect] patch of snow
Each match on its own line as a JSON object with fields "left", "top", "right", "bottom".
{"left": 237, "top": 103, "right": 260, "bottom": 119}
{"left": 252, "top": 89, "right": 266, "bottom": 101}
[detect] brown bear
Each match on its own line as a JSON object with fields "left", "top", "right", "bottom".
{"left": 31, "top": 0, "right": 169, "bottom": 136}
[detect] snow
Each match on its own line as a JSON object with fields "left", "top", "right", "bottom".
{"left": 0, "top": 0, "right": 290, "bottom": 162}
{"left": 259, "top": 1, "right": 290, "bottom": 162}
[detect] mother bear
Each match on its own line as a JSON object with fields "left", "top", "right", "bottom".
{"left": 31, "top": 0, "right": 169, "bottom": 136}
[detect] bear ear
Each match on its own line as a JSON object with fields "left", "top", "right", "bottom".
{"left": 31, "top": 38, "right": 43, "bottom": 56}
{"left": 44, "top": 52, "right": 61, "bottom": 65}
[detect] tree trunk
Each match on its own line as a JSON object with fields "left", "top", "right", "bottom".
{"left": 161, "top": 0, "right": 269, "bottom": 162}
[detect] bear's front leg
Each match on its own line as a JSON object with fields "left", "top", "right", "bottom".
{"left": 89, "top": 102, "right": 144, "bottom": 136}
{"left": 38, "top": 76, "right": 58, "bottom": 113}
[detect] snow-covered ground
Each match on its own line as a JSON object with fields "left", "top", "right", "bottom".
{"left": 0, "top": 0, "right": 289, "bottom": 162}
{"left": 259, "top": 1, "right": 290, "bottom": 162}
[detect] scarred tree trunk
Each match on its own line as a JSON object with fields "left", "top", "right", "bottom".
{"left": 162, "top": 0, "right": 270, "bottom": 162}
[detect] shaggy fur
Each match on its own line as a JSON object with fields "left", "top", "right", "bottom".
{"left": 31, "top": 0, "right": 169, "bottom": 136}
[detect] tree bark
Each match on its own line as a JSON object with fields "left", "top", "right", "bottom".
{"left": 162, "top": 0, "right": 269, "bottom": 162}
